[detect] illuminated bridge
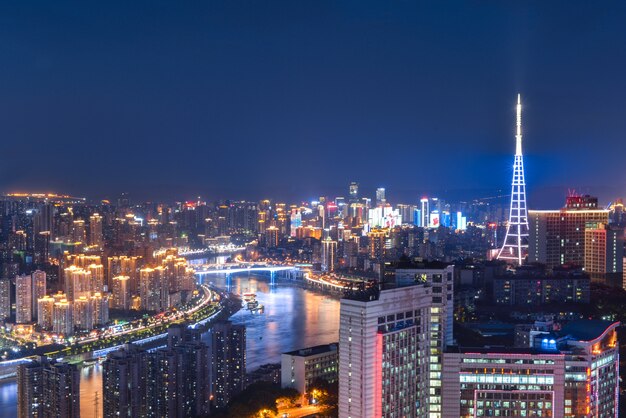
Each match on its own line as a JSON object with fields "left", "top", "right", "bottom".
{"left": 194, "top": 262, "right": 302, "bottom": 286}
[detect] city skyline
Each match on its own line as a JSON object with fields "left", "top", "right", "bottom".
{"left": 1, "top": 2, "right": 626, "bottom": 204}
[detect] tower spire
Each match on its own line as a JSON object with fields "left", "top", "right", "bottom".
{"left": 497, "top": 94, "right": 529, "bottom": 265}
{"left": 516, "top": 93, "right": 522, "bottom": 156}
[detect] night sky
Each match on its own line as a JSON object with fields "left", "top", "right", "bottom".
{"left": 1, "top": 1, "right": 625, "bottom": 207}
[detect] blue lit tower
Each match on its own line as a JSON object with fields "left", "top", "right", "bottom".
{"left": 498, "top": 94, "right": 529, "bottom": 265}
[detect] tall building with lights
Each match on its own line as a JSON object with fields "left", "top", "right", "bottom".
{"left": 89, "top": 213, "right": 103, "bottom": 248}
{"left": 0, "top": 278, "right": 11, "bottom": 321}
{"left": 103, "top": 344, "right": 154, "bottom": 418}
{"left": 31, "top": 270, "right": 46, "bottom": 320}
{"left": 16, "top": 274, "right": 33, "bottom": 323}
{"left": 498, "top": 94, "right": 529, "bottom": 265}
{"left": 584, "top": 223, "right": 624, "bottom": 286}
{"left": 321, "top": 238, "right": 337, "bottom": 272}
{"left": 529, "top": 195, "right": 610, "bottom": 269}
{"left": 210, "top": 321, "right": 247, "bottom": 410}
{"left": 338, "top": 284, "right": 432, "bottom": 418}
{"left": 443, "top": 320, "right": 620, "bottom": 418}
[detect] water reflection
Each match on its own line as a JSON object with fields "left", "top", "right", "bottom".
{"left": 0, "top": 272, "right": 340, "bottom": 417}
{"left": 204, "top": 273, "right": 340, "bottom": 370}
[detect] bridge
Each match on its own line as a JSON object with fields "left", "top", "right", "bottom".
{"left": 194, "top": 262, "right": 301, "bottom": 286}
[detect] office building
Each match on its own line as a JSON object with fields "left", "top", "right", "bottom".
{"left": 338, "top": 283, "right": 432, "bottom": 418}
{"left": 376, "top": 188, "right": 386, "bottom": 206}
{"left": 321, "top": 238, "right": 337, "bottom": 272}
{"left": 392, "top": 261, "right": 455, "bottom": 417}
{"left": 420, "top": 197, "right": 429, "bottom": 228}
{"left": 281, "top": 343, "right": 338, "bottom": 397}
{"left": 443, "top": 320, "right": 620, "bottom": 418}
{"left": 529, "top": 195, "right": 610, "bottom": 268}
{"left": 584, "top": 223, "right": 624, "bottom": 286}
{"left": 210, "top": 321, "right": 246, "bottom": 409}
{"left": 494, "top": 266, "right": 590, "bottom": 306}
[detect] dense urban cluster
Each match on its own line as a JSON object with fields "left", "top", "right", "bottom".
{"left": 3, "top": 97, "right": 626, "bottom": 418}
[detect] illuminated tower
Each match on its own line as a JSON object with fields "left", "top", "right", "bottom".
{"left": 498, "top": 94, "right": 529, "bottom": 265}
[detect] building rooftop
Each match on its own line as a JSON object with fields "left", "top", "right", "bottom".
{"left": 283, "top": 343, "right": 338, "bottom": 357}
{"left": 559, "top": 320, "right": 618, "bottom": 342}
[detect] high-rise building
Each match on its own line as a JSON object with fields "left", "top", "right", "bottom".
{"left": 139, "top": 267, "right": 166, "bottom": 312}
{"left": 154, "top": 326, "right": 210, "bottom": 417}
{"left": 321, "top": 238, "right": 337, "bottom": 272}
{"left": 265, "top": 226, "right": 279, "bottom": 249}
{"left": 37, "top": 295, "right": 55, "bottom": 330}
{"left": 53, "top": 298, "right": 73, "bottom": 336}
{"left": 584, "top": 223, "right": 624, "bottom": 286}
{"left": 0, "top": 278, "right": 11, "bottom": 321}
{"left": 42, "top": 360, "right": 80, "bottom": 417}
{"left": 349, "top": 182, "right": 359, "bottom": 200}
{"left": 89, "top": 213, "right": 103, "bottom": 248}
{"left": 392, "top": 262, "right": 455, "bottom": 417}
{"left": 210, "top": 321, "right": 247, "bottom": 410}
{"left": 338, "top": 283, "right": 432, "bottom": 418}
{"left": 107, "top": 256, "right": 141, "bottom": 295}
{"left": 442, "top": 320, "right": 620, "bottom": 418}
{"left": 498, "top": 94, "right": 530, "bottom": 265}
{"left": 16, "top": 274, "right": 33, "bottom": 323}
{"left": 103, "top": 344, "right": 154, "bottom": 418}
{"left": 529, "top": 196, "right": 610, "bottom": 269}
{"left": 90, "top": 292, "right": 109, "bottom": 326}
{"left": 19, "top": 357, "right": 81, "bottom": 418}
{"left": 111, "top": 276, "right": 131, "bottom": 310}
{"left": 71, "top": 219, "right": 86, "bottom": 244}
{"left": 31, "top": 270, "right": 46, "bottom": 320}
{"left": 420, "top": 197, "right": 429, "bottom": 228}
{"left": 73, "top": 296, "right": 93, "bottom": 331}
{"left": 17, "top": 356, "right": 47, "bottom": 418}
{"left": 375, "top": 187, "right": 386, "bottom": 206}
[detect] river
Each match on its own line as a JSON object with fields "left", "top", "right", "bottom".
{"left": 0, "top": 272, "right": 341, "bottom": 417}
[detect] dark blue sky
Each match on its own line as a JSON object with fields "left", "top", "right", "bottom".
{"left": 1, "top": 1, "right": 625, "bottom": 207}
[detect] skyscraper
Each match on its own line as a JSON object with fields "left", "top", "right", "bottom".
{"left": 0, "top": 278, "right": 10, "bottom": 321}
{"left": 154, "top": 326, "right": 210, "bottom": 417}
{"left": 375, "top": 187, "right": 386, "bottom": 206}
{"left": 338, "top": 284, "right": 432, "bottom": 418}
{"left": 17, "top": 356, "right": 47, "bottom": 418}
{"left": 89, "top": 213, "right": 103, "bottom": 248}
{"left": 31, "top": 270, "right": 46, "bottom": 320}
{"left": 498, "top": 94, "right": 529, "bottom": 265}
{"left": 103, "top": 344, "right": 154, "bottom": 418}
{"left": 210, "top": 321, "right": 247, "bottom": 410}
{"left": 420, "top": 197, "right": 429, "bottom": 228}
{"left": 16, "top": 274, "right": 33, "bottom": 323}
{"left": 529, "top": 195, "right": 610, "bottom": 269}
{"left": 584, "top": 223, "right": 624, "bottom": 286}
{"left": 349, "top": 182, "right": 359, "bottom": 200}
{"left": 321, "top": 237, "right": 337, "bottom": 272}
{"left": 42, "top": 360, "right": 80, "bottom": 417}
